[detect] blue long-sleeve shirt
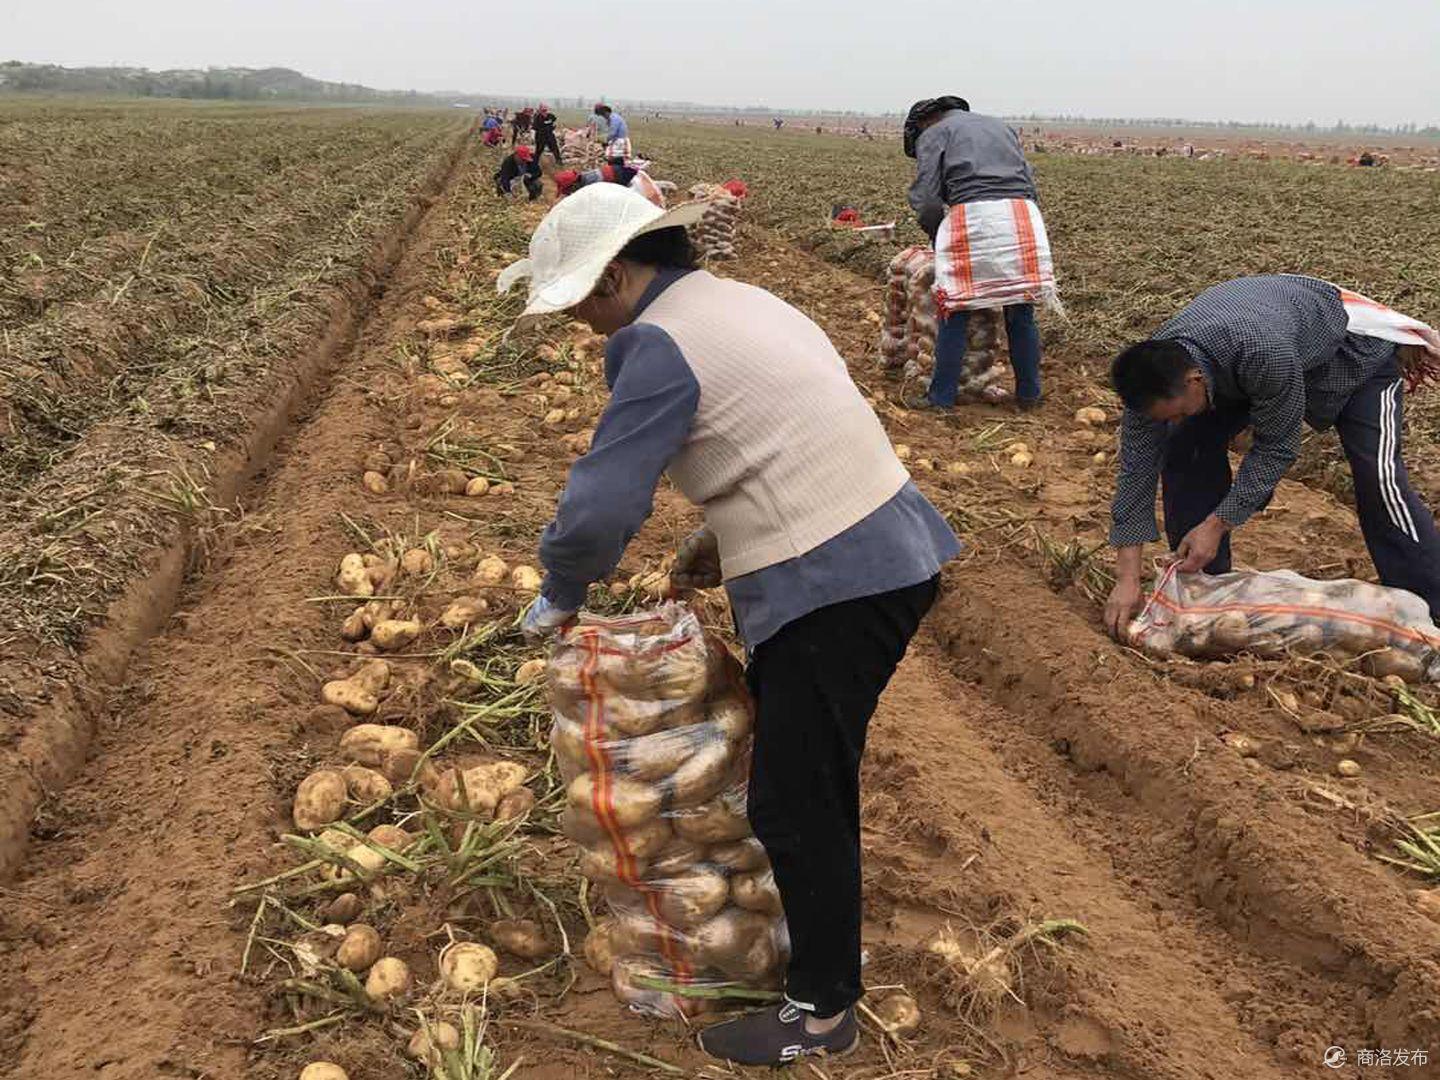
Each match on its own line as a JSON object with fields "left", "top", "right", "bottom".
{"left": 539, "top": 268, "right": 960, "bottom": 648}
{"left": 607, "top": 112, "right": 628, "bottom": 142}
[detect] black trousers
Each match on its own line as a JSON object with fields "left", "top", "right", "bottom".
{"left": 535, "top": 131, "right": 562, "bottom": 163}
{"left": 745, "top": 576, "right": 939, "bottom": 1016}
{"left": 1162, "top": 355, "right": 1440, "bottom": 617}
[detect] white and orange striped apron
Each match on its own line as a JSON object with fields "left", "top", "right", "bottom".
{"left": 933, "top": 197, "right": 1061, "bottom": 317}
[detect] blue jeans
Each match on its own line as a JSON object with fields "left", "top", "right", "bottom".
{"left": 927, "top": 304, "right": 1042, "bottom": 407}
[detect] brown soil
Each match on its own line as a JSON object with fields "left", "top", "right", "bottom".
{"left": 4, "top": 154, "right": 1440, "bottom": 1080}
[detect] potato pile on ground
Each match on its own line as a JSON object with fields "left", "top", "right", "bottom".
{"left": 1129, "top": 568, "right": 1440, "bottom": 681}
{"left": 878, "top": 245, "right": 1006, "bottom": 402}
{"left": 687, "top": 185, "right": 742, "bottom": 261}
{"left": 549, "top": 603, "right": 789, "bottom": 1017}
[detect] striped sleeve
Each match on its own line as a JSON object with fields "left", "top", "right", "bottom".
{"left": 1214, "top": 327, "right": 1303, "bottom": 527}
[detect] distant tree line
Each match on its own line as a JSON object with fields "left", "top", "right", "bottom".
{"left": 1014, "top": 112, "right": 1440, "bottom": 138}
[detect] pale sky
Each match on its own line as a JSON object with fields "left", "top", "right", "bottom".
{"left": 5, "top": 0, "right": 1438, "bottom": 127}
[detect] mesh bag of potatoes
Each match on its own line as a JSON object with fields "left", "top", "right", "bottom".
{"left": 686, "top": 184, "right": 742, "bottom": 261}
{"left": 548, "top": 602, "right": 789, "bottom": 1018}
{"left": 1128, "top": 565, "right": 1440, "bottom": 681}
{"left": 877, "top": 245, "right": 1007, "bottom": 401}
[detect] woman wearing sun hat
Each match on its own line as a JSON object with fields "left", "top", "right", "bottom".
{"left": 500, "top": 184, "right": 959, "bottom": 1067}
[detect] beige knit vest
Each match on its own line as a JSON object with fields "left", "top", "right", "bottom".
{"left": 638, "top": 271, "right": 909, "bottom": 579}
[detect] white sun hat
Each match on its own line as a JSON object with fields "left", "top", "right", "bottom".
{"left": 496, "top": 183, "right": 710, "bottom": 331}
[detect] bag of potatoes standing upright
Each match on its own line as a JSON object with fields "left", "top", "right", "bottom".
{"left": 548, "top": 602, "right": 789, "bottom": 1017}
{"left": 1128, "top": 564, "right": 1440, "bottom": 681}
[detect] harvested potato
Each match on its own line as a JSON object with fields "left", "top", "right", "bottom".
{"left": 543, "top": 408, "right": 566, "bottom": 426}
{"left": 495, "top": 787, "right": 537, "bottom": 821}
{"left": 601, "top": 696, "right": 670, "bottom": 737}
{"left": 362, "top": 471, "right": 391, "bottom": 496}
{"left": 731, "top": 868, "right": 784, "bottom": 915}
{"left": 443, "top": 541, "right": 479, "bottom": 565}
{"left": 365, "top": 956, "right": 412, "bottom": 1001}
{"left": 583, "top": 921, "right": 618, "bottom": 976}
{"left": 323, "top": 892, "right": 363, "bottom": 924}
{"left": 321, "top": 678, "right": 378, "bottom": 716}
{"left": 371, "top": 618, "right": 422, "bottom": 652}
{"left": 380, "top": 747, "right": 439, "bottom": 789}
{"left": 435, "top": 760, "right": 529, "bottom": 814}
{"left": 873, "top": 992, "right": 921, "bottom": 1036}
{"left": 511, "top": 565, "right": 543, "bottom": 593}
{"left": 515, "top": 658, "right": 547, "bottom": 685}
{"left": 673, "top": 795, "right": 751, "bottom": 843}
{"left": 465, "top": 476, "right": 491, "bottom": 497}
{"left": 655, "top": 867, "right": 729, "bottom": 928}
{"left": 1074, "top": 406, "right": 1108, "bottom": 426}
{"left": 408, "top": 1021, "right": 461, "bottom": 1066}
{"left": 336, "top": 924, "right": 383, "bottom": 971}
{"left": 342, "top": 766, "right": 393, "bottom": 803}
{"left": 315, "top": 828, "right": 353, "bottom": 853}
{"left": 336, "top": 553, "right": 374, "bottom": 598}
{"left": 491, "top": 482, "right": 516, "bottom": 497}
{"left": 894, "top": 444, "right": 913, "bottom": 461}
{"left": 1336, "top": 758, "right": 1362, "bottom": 777}
{"left": 1364, "top": 647, "right": 1425, "bottom": 683}
{"left": 1009, "top": 451, "right": 1034, "bottom": 468}
{"left": 473, "top": 555, "right": 510, "bottom": 586}
{"left": 294, "top": 770, "right": 348, "bottom": 831}
{"left": 440, "top": 941, "right": 498, "bottom": 992}
{"left": 666, "top": 736, "right": 736, "bottom": 806}
{"left": 567, "top": 773, "right": 661, "bottom": 828}
{"left": 340, "top": 607, "right": 369, "bottom": 642}
{"left": 360, "top": 599, "right": 392, "bottom": 630}
{"left": 437, "top": 469, "right": 470, "bottom": 494}
{"left": 708, "top": 838, "right": 768, "bottom": 873}
{"left": 400, "top": 548, "right": 434, "bottom": 576}
{"left": 1221, "top": 732, "right": 1258, "bottom": 758}
{"left": 300, "top": 1065, "right": 349, "bottom": 1080}
{"left": 366, "top": 824, "right": 412, "bottom": 850}
{"left": 623, "top": 727, "right": 698, "bottom": 780}
{"left": 691, "top": 908, "right": 771, "bottom": 971}
{"left": 490, "top": 918, "right": 550, "bottom": 960}
{"left": 440, "top": 596, "right": 490, "bottom": 631}
{"left": 352, "top": 659, "right": 391, "bottom": 694}
{"left": 648, "top": 838, "right": 707, "bottom": 878}
{"left": 579, "top": 845, "right": 650, "bottom": 883}
{"left": 340, "top": 724, "right": 419, "bottom": 767}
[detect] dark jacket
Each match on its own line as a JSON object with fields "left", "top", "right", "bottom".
{"left": 534, "top": 111, "right": 557, "bottom": 139}
{"left": 496, "top": 153, "right": 541, "bottom": 193}
{"left": 907, "top": 110, "right": 1038, "bottom": 240}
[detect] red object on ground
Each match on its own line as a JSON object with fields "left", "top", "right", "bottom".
{"left": 834, "top": 207, "right": 861, "bottom": 223}
{"left": 721, "top": 179, "right": 749, "bottom": 198}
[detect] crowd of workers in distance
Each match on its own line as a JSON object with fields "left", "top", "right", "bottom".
{"left": 485, "top": 93, "right": 1440, "bottom": 1068}
{"left": 486, "top": 102, "right": 643, "bottom": 203}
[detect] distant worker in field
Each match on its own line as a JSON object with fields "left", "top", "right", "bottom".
{"left": 905, "top": 95, "right": 1058, "bottom": 410}
{"left": 1102, "top": 275, "right": 1440, "bottom": 638}
{"left": 500, "top": 183, "right": 960, "bottom": 1067}
{"left": 510, "top": 106, "right": 533, "bottom": 146}
{"left": 553, "top": 164, "right": 669, "bottom": 207}
{"left": 593, "top": 102, "right": 631, "bottom": 165}
{"left": 495, "top": 144, "right": 543, "bottom": 200}
{"left": 773, "top": 116, "right": 783, "bottom": 130}
{"left": 533, "top": 103, "right": 562, "bottom": 163}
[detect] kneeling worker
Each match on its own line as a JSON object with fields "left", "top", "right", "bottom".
{"left": 1104, "top": 274, "right": 1440, "bottom": 637}
{"left": 499, "top": 185, "right": 959, "bottom": 1066}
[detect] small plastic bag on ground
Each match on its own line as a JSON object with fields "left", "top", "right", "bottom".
{"left": 1127, "top": 565, "right": 1440, "bottom": 681}
{"left": 548, "top": 603, "right": 789, "bottom": 1017}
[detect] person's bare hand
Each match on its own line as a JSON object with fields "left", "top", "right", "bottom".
{"left": 1172, "top": 515, "right": 1230, "bottom": 573}
{"left": 1104, "top": 576, "right": 1145, "bottom": 641}
{"left": 671, "top": 528, "right": 721, "bottom": 590}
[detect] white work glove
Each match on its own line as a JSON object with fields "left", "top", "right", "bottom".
{"left": 671, "top": 528, "right": 722, "bottom": 591}
{"left": 521, "top": 595, "right": 577, "bottom": 640}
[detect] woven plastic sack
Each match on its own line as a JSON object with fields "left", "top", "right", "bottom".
{"left": 547, "top": 603, "right": 788, "bottom": 1017}
{"left": 1128, "top": 565, "right": 1440, "bottom": 682}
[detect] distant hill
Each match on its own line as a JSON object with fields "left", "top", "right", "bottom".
{"left": 0, "top": 62, "right": 486, "bottom": 106}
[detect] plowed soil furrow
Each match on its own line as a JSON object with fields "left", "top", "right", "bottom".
{"left": 0, "top": 141, "right": 478, "bottom": 1080}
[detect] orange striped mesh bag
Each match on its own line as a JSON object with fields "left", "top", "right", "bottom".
{"left": 933, "top": 197, "right": 1061, "bottom": 317}
{"left": 547, "top": 602, "right": 789, "bottom": 1018}
{"left": 1127, "top": 565, "right": 1440, "bottom": 682}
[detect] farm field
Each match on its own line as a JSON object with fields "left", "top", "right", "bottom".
{"left": 2, "top": 103, "right": 1440, "bottom": 1080}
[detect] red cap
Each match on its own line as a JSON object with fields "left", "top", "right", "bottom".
{"left": 515, "top": 145, "right": 534, "bottom": 162}
{"left": 721, "top": 179, "right": 748, "bottom": 198}
{"left": 554, "top": 170, "right": 580, "bottom": 195}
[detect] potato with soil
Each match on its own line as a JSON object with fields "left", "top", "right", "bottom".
{"left": 655, "top": 867, "right": 730, "bottom": 928}
{"left": 371, "top": 618, "right": 423, "bottom": 652}
{"left": 730, "top": 868, "right": 784, "bottom": 915}
{"left": 336, "top": 924, "right": 383, "bottom": 971}
{"left": 342, "top": 765, "right": 393, "bottom": 803}
{"left": 673, "top": 793, "right": 751, "bottom": 843}
{"left": 336, "top": 553, "right": 374, "bottom": 598}
{"left": 873, "top": 992, "right": 921, "bottom": 1036}
{"left": 408, "top": 1021, "right": 461, "bottom": 1067}
{"left": 293, "top": 770, "right": 348, "bottom": 831}
{"left": 579, "top": 844, "right": 650, "bottom": 884}
{"left": 708, "top": 838, "right": 768, "bottom": 873}
{"left": 690, "top": 907, "right": 772, "bottom": 972}
{"left": 300, "top": 1065, "right": 349, "bottom": 1080}
{"left": 440, "top": 596, "right": 490, "bottom": 630}
{"left": 566, "top": 772, "right": 662, "bottom": 828}
{"left": 440, "top": 941, "right": 499, "bottom": 992}
{"left": 339, "top": 724, "right": 418, "bottom": 766}
{"left": 664, "top": 735, "right": 737, "bottom": 806}
{"left": 490, "top": 918, "right": 550, "bottom": 960}
{"left": 583, "top": 920, "right": 619, "bottom": 976}
{"left": 435, "top": 760, "right": 530, "bottom": 815}
{"left": 364, "top": 956, "right": 412, "bottom": 1001}
{"left": 321, "top": 659, "right": 391, "bottom": 716}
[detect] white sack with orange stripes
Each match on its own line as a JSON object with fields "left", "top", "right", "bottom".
{"left": 547, "top": 602, "right": 789, "bottom": 1017}
{"left": 1127, "top": 567, "right": 1440, "bottom": 682}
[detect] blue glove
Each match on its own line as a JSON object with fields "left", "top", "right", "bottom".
{"left": 521, "top": 594, "right": 577, "bottom": 640}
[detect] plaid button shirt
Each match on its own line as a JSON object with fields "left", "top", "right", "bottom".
{"left": 1111, "top": 275, "right": 1397, "bottom": 547}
